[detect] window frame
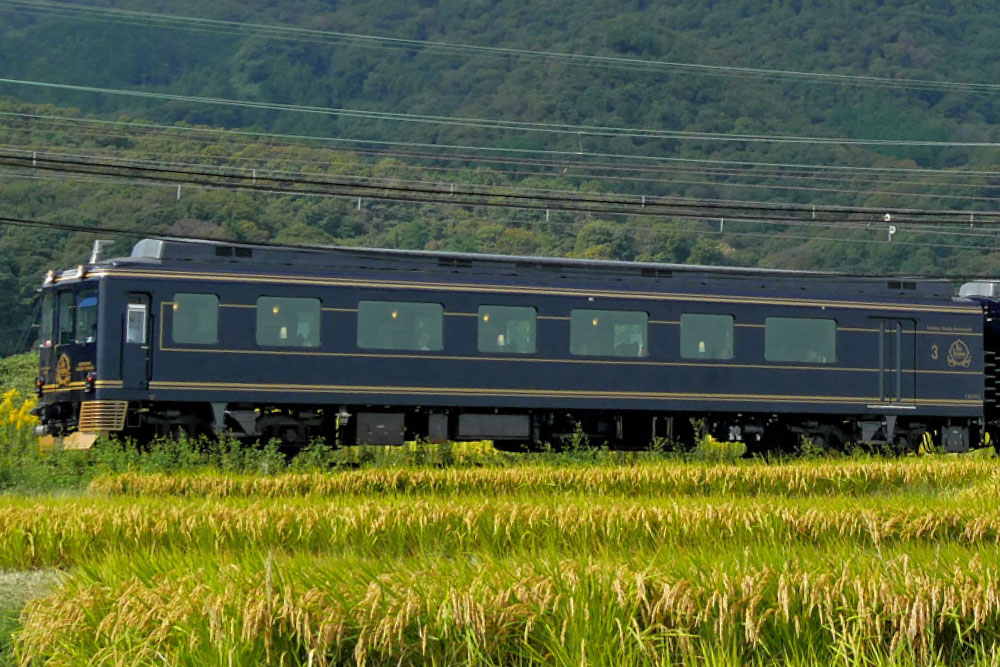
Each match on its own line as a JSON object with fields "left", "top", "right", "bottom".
{"left": 57, "top": 290, "right": 74, "bottom": 346}
{"left": 171, "top": 292, "right": 220, "bottom": 345}
{"left": 74, "top": 288, "right": 99, "bottom": 345}
{"left": 40, "top": 293, "right": 55, "bottom": 348}
{"left": 764, "top": 316, "right": 838, "bottom": 364}
{"left": 356, "top": 300, "right": 444, "bottom": 352}
{"left": 569, "top": 308, "right": 649, "bottom": 358}
{"left": 255, "top": 296, "right": 322, "bottom": 348}
{"left": 125, "top": 302, "right": 148, "bottom": 345}
{"left": 477, "top": 305, "right": 537, "bottom": 355}
{"left": 679, "top": 312, "right": 735, "bottom": 360}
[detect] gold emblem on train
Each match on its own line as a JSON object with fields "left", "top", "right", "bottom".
{"left": 947, "top": 339, "right": 971, "bottom": 368}
{"left": 55, "top": 353, "right": 72, "bottom": 387}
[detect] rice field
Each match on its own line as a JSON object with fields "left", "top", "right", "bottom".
{"left": 2, "top": 457, "right": 1000, "bottom": 665}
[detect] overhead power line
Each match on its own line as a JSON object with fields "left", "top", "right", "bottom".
{"left": 7, "top": 160, "right": 1000, "bottom": 246}
{"left": 5, "top": 149, "right": 1000, "bottom": 226}
{"left": 4, "top": 109, "right": 998, "bottom": 182}
{"left": 5, "top": 111, "right": 998, "bottom": 192}
{"left": 10, "top": 114, "right": 1000, "bottom": 213}
{"left": 9, "top": 147, "right": 1000, "bottom": 253}
{"left": 2, "top": 77, "right": 999, "bottom": 149}
{"left": 2, "top": 0, "right": 999, "bottom": 96}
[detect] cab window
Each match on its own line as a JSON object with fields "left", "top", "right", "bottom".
{"left": 40, "top": 293, "right": 54, "bottom": 348}
{"left": 57, "top": 291, "right": 73, "bottom": 345}
{"left": 75, "top": 289, "right": 98, "bottom": 344}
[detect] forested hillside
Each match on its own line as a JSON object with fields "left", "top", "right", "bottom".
{"left": 1, "top": 0, "right": 1000, "bottom": 354}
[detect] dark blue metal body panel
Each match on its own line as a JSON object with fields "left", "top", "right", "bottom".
{"left": 35, "top": 242, "right": 982, "bottom": 421}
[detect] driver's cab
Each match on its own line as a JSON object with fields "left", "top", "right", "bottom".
{"left": 38, "top": 281, "right": 99, "bottom": 395}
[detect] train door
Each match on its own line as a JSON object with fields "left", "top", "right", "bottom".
{"left": 52, "top": 289, "right": 75, "bottom": 388}
{"left": 121, "top": 293, "right": 151, "bottom": 390}
{"left": 875, "top": 318, "right": 915, "bottom": 403}
{"left": 38, "top": 291, "right": 56, "bottom": 388}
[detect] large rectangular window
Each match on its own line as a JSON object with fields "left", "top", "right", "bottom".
{"left": 357, "top": 301, "right": 443, "bottom": 351}
{"left": 478, "top": 305, "right": 536, "bottom": 354}
{"left": 570, "top": 309, "right": 648, "bottom": 357}
{"left": 256, "top": 297, "right": 321, "bottom": 348}
{"left": 57, "top": 291, "right": 73, "bottom": 345}
{"left": 765, "top": 317, "right": 837, "bottom": 363}
{"left": 74, "top": 289, "right": 98, "bottom": 344}
{"left": 172, "top": 293, "right": 219, "bottom": 344}
{"left": 40, "top": 293, "right": 54, "bottom": 348}
{"left": 680, "top": 313, "right": 733, "bottom": 360}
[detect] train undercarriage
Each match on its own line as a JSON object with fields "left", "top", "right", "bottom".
{"left": 36, "top": 399, "right": 980, "bottom": 454}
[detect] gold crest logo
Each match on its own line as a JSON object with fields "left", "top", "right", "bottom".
{"left": 947, "top": 339, "right": 972, "bottom": 368}
{"left": 55, "top": 353, "right": 72, "bottom": 387}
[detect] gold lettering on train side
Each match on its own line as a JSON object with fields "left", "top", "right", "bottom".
{"left": 947, "top": 340, "right": 972, "bottom": 368}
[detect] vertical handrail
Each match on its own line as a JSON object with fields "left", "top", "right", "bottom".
{"left": 878, "top": 321, "right": 886, "bottom": 401}
{"left": 895, "top": 321, "right": 903, "bottom": 401}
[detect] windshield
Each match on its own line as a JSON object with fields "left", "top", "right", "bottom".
{"left": 40, "top": 293, "right": 54, "bottom": 348}
{"left": 58, "top": 292, "right": 73, "bottom": 345}
{"left": 75, "top": 289, "right": 98, "bottom": 344}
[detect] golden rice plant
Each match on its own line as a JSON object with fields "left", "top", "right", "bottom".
{"left": 18, "top": 551, "right": 1000, "bottom": 666}
{"left": 4, "top": 496, "right": 1000, "bottom": 569}
{"left": 89, "top": 458, "right": 1000, "bottom": 499}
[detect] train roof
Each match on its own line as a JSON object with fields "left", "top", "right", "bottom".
{"left": 86, "top": 237, "right": 963, "bottom": 299}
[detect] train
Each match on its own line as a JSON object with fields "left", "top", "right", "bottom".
{"left": 31, "top": 237, "right": 998, "bottom": 453}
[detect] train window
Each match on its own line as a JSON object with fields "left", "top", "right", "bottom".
{"left": 357, "top": 301, "right": 443, "bottom": 351}
{"left": 40, "top": 293, "right": 54, "bottom": 348}
{"left": 125, "top": 300, "right": 148, "bottom": 345}
{"left": 765, "top": 317, "right": 837, "bottom": 363}
{"left": 680, "top": 313, "right": 733, "bottom": 360}
{"left": 57, "top": 291, "right": 73, "bottom": 345}
{"left": 570, "top": 309, "right": 648, "bottom": 357}
{"left": 172, "top": 293, "right": 219, "bottom": 344}
{"left": 256, "top": 297, "right": 321, "bottom": 348}
{"left": 478, "top": 306, "right": 536, "bottom": 354}
{"left": 74, "top": 289, "right": 98, "bottom": 344}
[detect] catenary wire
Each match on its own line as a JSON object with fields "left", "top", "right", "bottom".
{"left": 4, "top": 148, "right": 1000, "bottom": 224}
{"left": 5, "top": 114, "right": 1000, "bottom": 200}
{"left": 3, "top": 0, "right": 999, "bottom": 96}
{"left": 4, "top": 76, "right": 1000, "bottom": 149}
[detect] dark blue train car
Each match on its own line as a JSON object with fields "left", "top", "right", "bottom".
{"left": 35, "top": 238, "right": 987, "bottom": 452}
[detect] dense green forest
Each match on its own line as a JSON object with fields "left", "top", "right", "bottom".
{"left": 2, "top": 0, "right": 1000, "bottom": 355}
